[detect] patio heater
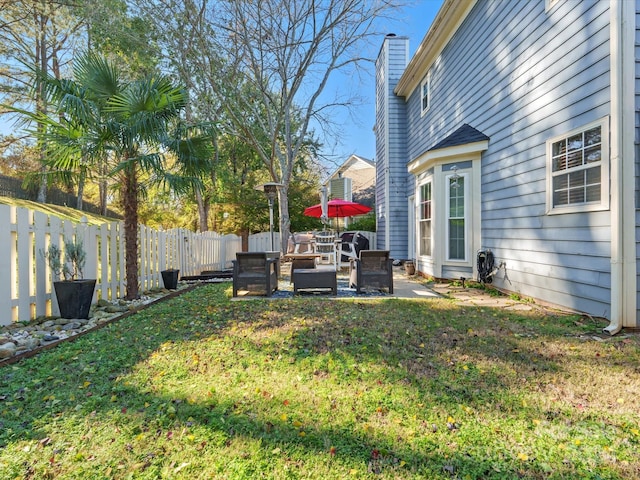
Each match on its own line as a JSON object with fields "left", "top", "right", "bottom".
{"left": 256, "top": 182, "right": 282, "bottom": 251}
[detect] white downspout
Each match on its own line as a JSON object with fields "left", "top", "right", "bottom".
{"left": 605, "top": 0, "right": 635, "bottom": 335}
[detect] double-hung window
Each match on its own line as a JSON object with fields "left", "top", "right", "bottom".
{"left": 419, "top": 182, "right": 432, "bottom": 256}
{"left": 420, "top": 71, "right": 430, "bottom": 116}
{"left": 447, "top": 173, "right": 466, "bottom": 261}
{"left": 547, "top": 119, "right": 609, "bottom": 214}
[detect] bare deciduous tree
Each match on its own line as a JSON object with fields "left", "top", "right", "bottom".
{"left": 0, "top": 0, "right": 85, "bottom": 203}
{"left": 210, "top": 0, "right": 398, "bottom": 250}
{"left": 135, "top": 0, "right": 398, "bottom": 244}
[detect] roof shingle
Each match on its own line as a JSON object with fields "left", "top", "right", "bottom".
{"left": 428, "top": 124, "right": 489, "bottom": 151}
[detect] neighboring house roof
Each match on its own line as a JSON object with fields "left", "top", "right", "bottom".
{"left": 326, "top": 154, "right": 376, "bottom": 206}
{"left": 429, "top": 124, "right": 489, "bottom": 151}
{"left": 326, "top": 154, "right": 375, "bottom": 194}
{"left": 327, "top": 154, "right": 375, "bottom": 180}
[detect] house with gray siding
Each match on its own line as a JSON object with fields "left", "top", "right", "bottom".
{"left": 375, "top": 34, "right": 413, "bottom": 260}
{"left": 375, "top": 0, "right": 637, "bottom": 333}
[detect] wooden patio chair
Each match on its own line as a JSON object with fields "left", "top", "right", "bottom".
{"left": 349, "top": 250, "right": 394, "bottom": 294}
{"left": 232, "top": 252, "right": 279, "bottom": 297}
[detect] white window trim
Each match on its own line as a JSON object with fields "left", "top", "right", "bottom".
{"left": 411, "top": 153, "right": 483, "bottom": 278}
{"left": 445, "top": 171, "right": 469, "bottom": 263}
{"left": 418, "top": 180, "right": 432, "bottom": 258}
{"left": 545, "top": 117, "right": 610, "bottom": 215}
{"left": 420, "top": 71, "right": 431, "bottom": 117}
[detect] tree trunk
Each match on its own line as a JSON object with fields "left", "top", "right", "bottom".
{"left": 122, "top": 164, "right": 139, "bottom": 299}
{"left": 99, "top": 180, "right": 107, "bottom": 215}
{"left": 99, "top": 158, "right": 108, "bottom": 216}
{"left": 37, "top": 166, "right": 47, "bottom": 203}
{"left": 76, "top": 165, "right": 85, "bottom": 210}
{"left": 35, "top": 4, "right": 48, "bottom": 204}
{"left": 278, "top": 187, "right": 291, "bottom": 253}
{"left": 195, "top": 188, "right": 208, "bottom": 231}
{"left": 241, "top": 229, "right": 249, "bottom": 252}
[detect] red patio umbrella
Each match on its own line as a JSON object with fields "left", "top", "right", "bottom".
{"left": 304, "top": 198, "right": 372, "bottom": 218}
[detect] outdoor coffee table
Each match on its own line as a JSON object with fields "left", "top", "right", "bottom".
{"left": 292, "top": 267, "right": 337, "bottom": 295}
{"left": 283, "top": 252, "right": 321, "bottom": 262}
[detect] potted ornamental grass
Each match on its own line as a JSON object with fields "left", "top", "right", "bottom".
{"left": 44, "top": 237, "right": 96, "bottom": 319}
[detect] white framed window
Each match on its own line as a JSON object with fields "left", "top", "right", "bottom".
{"left": 446, "top": 172, "right": 467, "bottom": 261}
{"left": 546, "top": 118, "right": 609, "bottom": 214}
{"left": 420, "top": 71, "right": 430, "bottom": 116}
{"left": 419, "top": 181, "right": 432, "bottom": 256}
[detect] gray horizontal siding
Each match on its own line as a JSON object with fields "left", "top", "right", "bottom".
{"left": 377, "top": 36, "right": 410, "bottom": 257}
{"left": 407, "top": 0, "right": 609, "bottom": 156}
{"left": 442, "top": 265, "right": 474, "bottom": 281}
{"left": 403, "top": 0, "right": 613, "bottom": 317}
{"left": 490, "top": 249, "right": 611, "bottom": 276}
{"left": 481, "top": 224, "right": 612, "bottom": 245}
{"left": 498, "top": 268, "right": 611, "bottom": 315}
{"left": 375, "top": 47, "right": 387, "bottom": 250}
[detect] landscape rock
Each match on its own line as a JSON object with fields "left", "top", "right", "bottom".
{"left": 0, "top": 342, "right": 17, "bottom": 359}
{"left": 105, "top": 305, "right": 129, "bottom": 314}
{"left": 0, "top": 283, "right": 189, "bottom": 362}
{"left": 16, "top": 338, "right": 40, "bottom": 350}
{"left": 62, "top": 322, "right": 82, "bottom": 331}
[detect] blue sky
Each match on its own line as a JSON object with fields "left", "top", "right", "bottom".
{"left": 1, "top": 1, "right": 444, "bottom": 166}
{"left": 319, "top": 0, "right": 444, "bottom": 165}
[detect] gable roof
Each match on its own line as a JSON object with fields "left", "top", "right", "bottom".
{"left": 407, "top": 123, "right": 489, "bottom": 174}
{"left": 429, "top": 123, "right": 489, "bottom": 151}
{"left": 327, "top": 154, "right": 375, "bottom": 181}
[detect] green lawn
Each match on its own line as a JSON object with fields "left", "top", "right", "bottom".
{"left": 1, "top": 283, "right": 638, "bottom": 479}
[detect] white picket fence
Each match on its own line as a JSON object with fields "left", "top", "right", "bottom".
{"left": 0, "top": 204, "right": 242, "bottom": 325}
{"left": 0, "top": 203, "right": 377, "bottom": 326}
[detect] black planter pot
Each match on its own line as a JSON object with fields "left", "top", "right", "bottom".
{"left": 53, "top": 279, "right": 97, "bottom": 319}
{"left": 161, "top": 269, "right": 180, "bottom": 290}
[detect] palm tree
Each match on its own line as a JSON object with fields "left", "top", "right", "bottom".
{"left": 30, "top": 52, "right": 211, "bottom": 299}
